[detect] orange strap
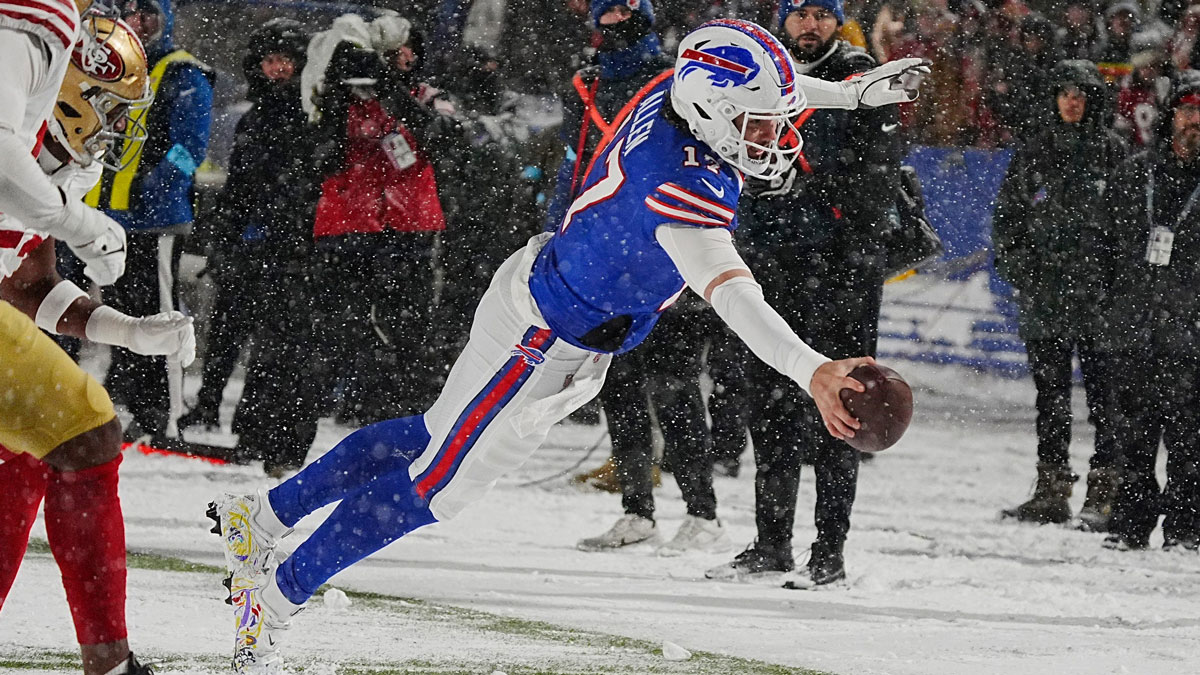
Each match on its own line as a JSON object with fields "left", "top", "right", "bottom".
{"left": 569, "top": 73, "right": 603, "bottom": 198}
{"left": 582, "top": 68, "right": 675, "bottom": 181}
{"left": 787, "top": 109, "right": 817, "bottom": 174}
{"left": 573, "top": 72, "right": 612, "bottom": 137}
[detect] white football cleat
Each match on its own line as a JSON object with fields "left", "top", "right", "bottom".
{"left": 208, "top": 488, "right": 292, "bottom": 574}
{"left": 231, "top": 553, "right": 304, "bottom": 675}
{"left": 657, "top": 515, "right": 732, "bottom": 557}
{"left": 576, "top": 514, "right": 657, "bottom": 551}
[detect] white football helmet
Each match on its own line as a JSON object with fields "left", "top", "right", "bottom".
{"left": 670, "top": 19, "right": 806, "bottom": 180}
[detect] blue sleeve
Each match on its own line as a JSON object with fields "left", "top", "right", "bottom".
{"left": 137, "top": 65, "right": 213, "bottom": 228}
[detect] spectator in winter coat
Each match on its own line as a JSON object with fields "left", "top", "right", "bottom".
{"left": 1058, "top": 0, "right": 1105, "bottom": 62}
{"left": 1097, "top": 1, "right": 1139, "bottom": 83}
{"left": 179, "top": 19, "right": 321, "bottom": 476}
{"left": 181, "top": 19, "right": 310, "bottom": 433}
{"left": 1115, "top": 45, "right": 1171, "bottom": 148}
{"left": 305, "top": 13, "right": 448, "bottom": 424}
{"left": 706, "top": 0, "right": 901, "bottom": 588}
{"left": 1087, "top": 71, "right": 1200, "bottom": 552}
{"left": 989, "top": 13, "right": 1066, "bottom": 143}
{"left": 992, "top": 60, "right": 1127, "bottom": 530}
{"left": 94, "top": 0, "right": 213, "bottom": 441}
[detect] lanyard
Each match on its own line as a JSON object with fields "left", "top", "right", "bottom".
{"left": 1146, "top": 169, "right": 1200, "bottom": 232}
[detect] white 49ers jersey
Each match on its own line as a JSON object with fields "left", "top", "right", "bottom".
{"left": 0, "top": 0, "right": 80, "bottom": 279}
{"left": 0, "top": 0, "right": 80, "bottom": 58}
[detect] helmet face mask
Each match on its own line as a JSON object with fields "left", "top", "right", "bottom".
{"left": 52, "top": 17, "right": 152, "bottom": 171}
{"left": 671, "top": 19, "right": 806, "bottom": 180}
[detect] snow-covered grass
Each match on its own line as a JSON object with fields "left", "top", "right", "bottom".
{"left": 2, "top": 362, "right": 1198, "bottom": 675}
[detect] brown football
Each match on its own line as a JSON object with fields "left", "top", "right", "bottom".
{"left": 838, "top": 364, "right": 913, "bottom": 453}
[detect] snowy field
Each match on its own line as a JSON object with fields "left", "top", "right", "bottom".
{"left": 3, "top": 361, "right": 1199, "bottom": 675}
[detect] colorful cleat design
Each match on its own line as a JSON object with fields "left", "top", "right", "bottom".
{"left": 230, "top": 561, "right": 284, "bottom": 674}
{"left": 208, "top": 489, "right": 290, "bottom": 575}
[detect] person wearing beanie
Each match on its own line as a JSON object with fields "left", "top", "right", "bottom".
{"left": 705, "top": 0, "right": 902, "bottom": 588}
{"left": 178, "top": 19, "right": 323, "bottom": 476}
{"left": 993, "top": 59, "right": 1127, "bottom": 530}
{"left": 1090, "top": 70, "right": 1200, "bottom": 552}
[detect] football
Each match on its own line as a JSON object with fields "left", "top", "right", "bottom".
{"left": 838, "top": 364, "right": 913, "bottom": 453}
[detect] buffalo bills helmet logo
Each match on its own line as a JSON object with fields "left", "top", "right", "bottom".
{"left": 678, "top": 45, "right": 761, "bottom": 88}
{"left": 512, "top": 344, "right": 546, "bottom": 366}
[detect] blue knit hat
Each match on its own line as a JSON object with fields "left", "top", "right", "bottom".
{"left": 591, "top": 0, "right": 655, "bottom": 28}
{"left": 777, "top": 0, "right": 845, "bottom": 29}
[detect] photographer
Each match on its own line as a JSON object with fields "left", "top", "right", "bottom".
{"left": 304, "top": 13, "right": 448, "bottom": 424}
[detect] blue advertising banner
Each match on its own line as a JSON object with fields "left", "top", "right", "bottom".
{"left": 880, "top": 146, "right": 1030, "bottom": 377}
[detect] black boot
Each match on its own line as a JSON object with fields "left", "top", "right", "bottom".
{"left": 704, "top": 540, "right": 794, "bottom": 581}
{"left": 782, "top": 540, "right": 846, "bottom": 590}
{"left": 178, "top": 405, "right": 219, "bottom": 431}
{"left": 1001, "top": 462, "right": 1078, "bottom": 524}
{"left": 1078, "top": 467, "right": 1120, "bottom": 532}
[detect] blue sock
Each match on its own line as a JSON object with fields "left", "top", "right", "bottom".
{"left": 274, "top": 464, "right": 436, "bottom": 605}
{"left": 267, "top": 416, "right": 431, "bottom": 527}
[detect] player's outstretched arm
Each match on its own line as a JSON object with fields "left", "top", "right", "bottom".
{"left": 0, "top": 238, "right": 196, "bottom": 365}
{"left": 655, "top": 224, "right": 865, "bottom": 439}
{"left": 799, "top": 58, "right": 930, "bottom": 110}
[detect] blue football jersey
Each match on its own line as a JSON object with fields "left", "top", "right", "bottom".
{"left": 529, "top": 78, "right": 744, "bottom": 354}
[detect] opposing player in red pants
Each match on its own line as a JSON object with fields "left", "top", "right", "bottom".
{"left": 0, "top": 8, "right": 194, "bottom": 675}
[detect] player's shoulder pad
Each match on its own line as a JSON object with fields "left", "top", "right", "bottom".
{"left": 644, "top": 168, "right": 739, "bottom": 229}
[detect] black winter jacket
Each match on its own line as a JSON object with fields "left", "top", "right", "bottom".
{"left": 1086, "top": 148, "right": 1200, "bottom": 353}
{"left": 991, "top": 120, "right": 1127, "bottom": 340}
{"left": 739, "top": 41, "right": 900, "bottom": 265}
{"left": 210, "top": 82, "right": 311, "bottom": 262}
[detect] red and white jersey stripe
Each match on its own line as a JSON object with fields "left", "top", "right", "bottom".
{"left": 644, "top": 181, "right": 737, "bottom": 228}
{"left": 0, "top": 0, "right": 80, "bottom": 53}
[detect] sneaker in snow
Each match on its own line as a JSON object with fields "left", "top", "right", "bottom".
{"left": 208, "top": 488, "right": 292, "bottom": 574}
{"left": 577, "top": 514, "right": 657, "bottom": 551}
{"left": 657, "top": 515, "right": 732, "bottom": 557}
{"left": 704, "top": 541, "right": 794, "bottom": 581}
{"left": 231, "top": 554, "right": 304, "bottom": 675}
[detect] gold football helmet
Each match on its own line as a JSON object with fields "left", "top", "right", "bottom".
{"left": 50, "top": 16, "right": 152, "bottom": 171}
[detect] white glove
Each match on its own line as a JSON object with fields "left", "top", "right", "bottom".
{"left": 62, "top": 200, "right": 127, "bottom": 286}
{"left": 85, "top": 306, "right": 197, "bottom": 366}
{"left": 849, "top": 58, "right": 931, "bottom": 108}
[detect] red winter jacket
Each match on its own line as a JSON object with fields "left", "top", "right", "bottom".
{"left": 313, "top": 97, "right": 446, "bottom": 238}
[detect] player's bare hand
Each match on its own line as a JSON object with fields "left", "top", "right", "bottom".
{"left": 809, "top": 356, "right": 876, "bottom": 440}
